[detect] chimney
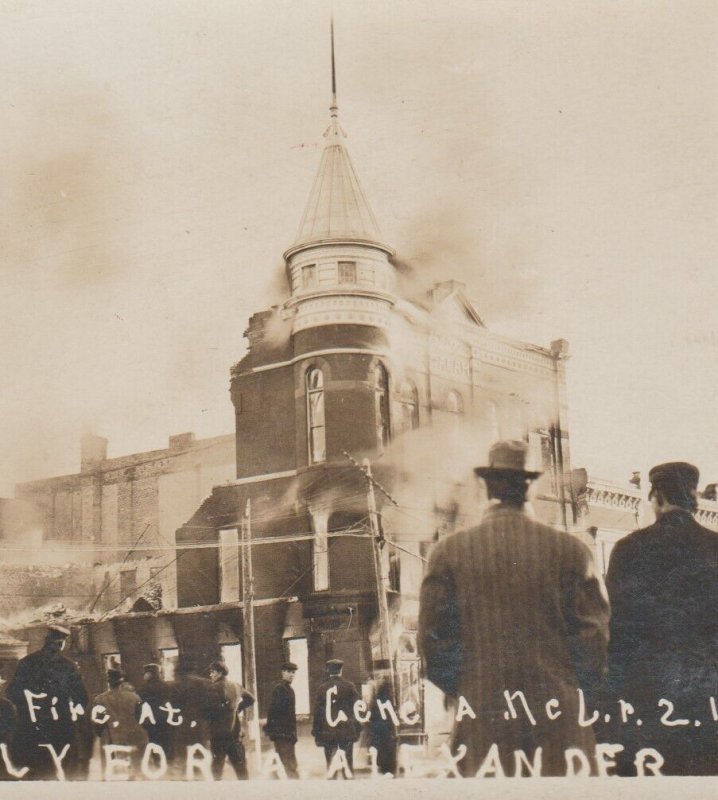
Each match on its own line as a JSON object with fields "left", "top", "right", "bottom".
{"left": 429, "top": 280, "right": 466, "bottom": 305}
{"left": 80, "top": 435, "right": 108, "bottom": 472}
{"left": 169, "top": 432, "right": 196, "bottom": 452}
{"left": 550, "top": 339, "right": 570, "bottom": 359}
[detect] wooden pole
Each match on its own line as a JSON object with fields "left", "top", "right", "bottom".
{"left": 241, "top": 498, "right": 262, "bottom": 773}
{"left": 363, "top": 458, "right": 398, "bottom": 704}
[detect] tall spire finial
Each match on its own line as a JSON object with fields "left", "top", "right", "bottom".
{"left": 330, "top": 17, "right": 338, "bottom": 118}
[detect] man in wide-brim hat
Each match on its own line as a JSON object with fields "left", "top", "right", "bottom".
{"left": 419, "top": 439, "right": 609, "bottom": 776}
{"left": 606, "top": 461, "right": 718, "bottom": 775}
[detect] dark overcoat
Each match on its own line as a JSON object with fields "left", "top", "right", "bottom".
{"left": 138, "top": 676, "right": 174, "bottom": 752}
{"left": 264, "top": 681, "right": 297, "bottom": 743}
{"left": 418, "top": 505, "right": 610, "bottom": 776}
{"left": 605, "top": 508, "right": 718, "bottom": 775}
{"left": 6, "top": 645, "right": 88, "bottom": 778}
{"left": 169, "top": 673, "right": 211, "bottom": 756}
{"left": 311, "top": 676, "right": 361, "bottom": 747}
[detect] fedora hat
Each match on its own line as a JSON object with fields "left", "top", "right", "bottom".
{"left": 474, "top": 440, "right": 542, "bottom": 480}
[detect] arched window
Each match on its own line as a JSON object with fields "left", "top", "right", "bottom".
{"left": 306, "top": 367, "right": 326, "bottom": 463}
{"left": 374, "top": 364, "right": 391, "bottom": 453}
{"left": 399, "top": 380, "right": 420, "bottom": 433}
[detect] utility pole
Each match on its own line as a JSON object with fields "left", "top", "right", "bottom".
{"left": 240, "top": 498, "right": 262, "bottom": 773}
{"left": 550, "top": 339, "right": 570, "bottom": 531}
{"left": 362, "top": 458, "right": 398, "bottom": 706}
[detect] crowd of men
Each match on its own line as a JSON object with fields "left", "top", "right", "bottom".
{"left": 419, "top": 442, "right": 718, "bottom": 776}
{"left": 0, "top": 635, "right": 380, "bottom": 781}
{"left": 0, "top": 440, "right": 715, "bottom": 779}
{"left": 0, "top": 643, "right": 260, "bottom": 780}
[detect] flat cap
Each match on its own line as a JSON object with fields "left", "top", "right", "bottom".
{"left": 649, "top": 462, "right": 699, "bottom": 492}
{"left": 326, "top": 658, "right": 344, "bottom": 673}
{"left": 281, "top": 661, "right": 298, "bottom": 672}
{"left": 143, "top": 663, "right": 161, "bottom": 675}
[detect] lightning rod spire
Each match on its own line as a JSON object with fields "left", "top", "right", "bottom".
{"left": 330, "top": 17, "right": 338, "bottom": 117}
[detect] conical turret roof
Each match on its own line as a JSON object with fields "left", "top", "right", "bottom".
{"left": 293, "top": 109, "right": 383, "bottom": 248}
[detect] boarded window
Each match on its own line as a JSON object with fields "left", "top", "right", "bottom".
{"left": 338, "top": 261, "right": 357, "bottom": 283}
{"left": 301, "top": 264, "right": 317, "bottom": 289}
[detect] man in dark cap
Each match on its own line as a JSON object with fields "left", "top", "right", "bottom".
{"left": 418, "top": 440, "right": 610, "bottom": 776}
{"left": 606, "top": 461, "right": 718, "bottom": 775}
{"left": 6, "top": 624, "right": 88, "bottom": 779}
{"left": 311, "top": 659, "right": 362, "bottom": 775}
{"left": 205, "top": 660, "right": 255, "bottom": 780}
{"left": 137, "top": 663, "right": 174, "bottom": 762}
{"left": 264, "top": 661, "right": 299, "bottom": 778}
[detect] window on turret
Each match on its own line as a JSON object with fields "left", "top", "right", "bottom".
{"left": 306, "top": 367, "right": 326, "bottom": 463}
{"left": 374, "top": 364, "right": 391, "bottom": 453}
{"left": 301, "top": 264, "right": 317, "bottom": 290}
{"left": 338, "top": 261, "right": 357, "bottom": 284}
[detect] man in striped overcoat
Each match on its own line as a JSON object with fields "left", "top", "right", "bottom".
{"left": 418, "top": 440, "right": 610, "bottom": 776}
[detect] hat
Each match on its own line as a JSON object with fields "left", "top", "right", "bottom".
{"left": 326, "top": 658, "right": 344, "bottom": 674}
{"left": 46, "top": 624, "right": 71, "bottom": 641}
{"left": 143, "top": 663, "right": 161, "bottom": 676}
{"left": 281, "top": 662, "right": 298, "bottom": 672}
{"left": 474, "top": 440, "right": 542, "bottom": 480}
{"left": 208, "top": 660, "right": 229, "bottom": 676}
{"left": 107, "top": 668, "right": 124, "bottom": 686}
{"left": 648, "top": 462, "right": 699, "bottom": 494}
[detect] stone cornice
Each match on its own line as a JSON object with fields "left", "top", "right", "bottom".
{"left": 585, "top": 481, "right": 642, "bottom": 513}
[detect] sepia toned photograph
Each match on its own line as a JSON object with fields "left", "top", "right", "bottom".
{"left": 0, "top": 0, "right": 715, "bottom": 790}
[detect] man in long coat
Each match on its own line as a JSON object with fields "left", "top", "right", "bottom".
{"left": 6, "top": 624, "right": 88, "bottom": 780}
{"left": 264, "top": 661, "right": 299, "bottom": 778}
{"left": 418, "top": 440, "right": 610, "bottom": 777}
{"left": 137, "top": 663, "right": 175, "bottom": 762}
{"left": 93, "top": 668, "right": 147, "bottom": 778}
{"left": 311, "top": 659, "right": 362, "bottom": 774}
{"left": 606, "top": 461, "right": 718, "bottom": 775}
{"left": 169, "top": 656, "right": 212, "bottom": 771}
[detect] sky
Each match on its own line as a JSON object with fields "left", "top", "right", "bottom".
{"left": 0, "top": 0, "right": 716, "bottom": 496}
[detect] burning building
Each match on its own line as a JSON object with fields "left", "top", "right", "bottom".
{"left": 169, "top": 77, "right": 575, "bottom": 738}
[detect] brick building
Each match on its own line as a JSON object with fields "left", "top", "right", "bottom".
{"left": 5, "top": 431, "right": 234, "bottom": 617}
{"left": 169, "top": 88, "right": 574, "bottom": 733}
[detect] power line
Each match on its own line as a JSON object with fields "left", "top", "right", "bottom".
{"left": 89, "top": 522, "right": 152, "bottom": 613}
